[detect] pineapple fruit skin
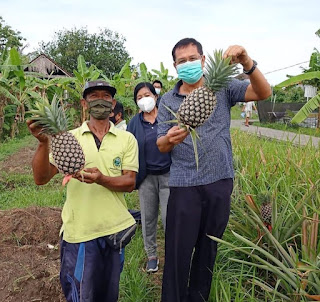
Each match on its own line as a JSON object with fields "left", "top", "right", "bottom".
{"left": 51, "top": 132, "right": 85, "bottom": 175}
{"left": 177, "top": 87, "right": 217, "bottom": 128}
{"left": 260, "top": 202, "right": 272, "bottom": 225}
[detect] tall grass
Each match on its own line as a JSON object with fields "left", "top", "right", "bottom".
{"left": 210, "top": 129, "right": 320, "bottom": 301}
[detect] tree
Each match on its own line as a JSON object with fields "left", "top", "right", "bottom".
{"left": 0, "top": 16, "right": 25, "bottom": 58}
{"left": 38, "top": 27, "right": 131, "bottom": 78}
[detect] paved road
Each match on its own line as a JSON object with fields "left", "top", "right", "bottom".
{"left": 230, "top": 120, "right": 320, "bottom": 148}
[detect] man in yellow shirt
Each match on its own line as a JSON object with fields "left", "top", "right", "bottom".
{"left": 27, "top": 81, "right": 139, "bottom": 302}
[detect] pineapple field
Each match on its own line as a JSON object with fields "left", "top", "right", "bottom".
{"left": 0, "top": 128, "right": 319, "bottom": 302}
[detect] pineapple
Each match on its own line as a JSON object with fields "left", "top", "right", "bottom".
{"left": 257, "top": 193, "right": 272, "bottom": 227}
{"left": 29, "top": 96, "right": 85, "bottom": 176}
{"left": 164, "top": 50, "right": 238, "bottom": 168}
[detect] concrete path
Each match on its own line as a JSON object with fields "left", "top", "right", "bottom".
{"left": 231, "top": 120, "right": 320, "bottom": 148}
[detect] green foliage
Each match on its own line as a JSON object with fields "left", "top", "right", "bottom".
{"left": 38, "top": 27, "right": 131, "bottom": 77}
{"left": 0, "top": 16, "right": 25, "bottom": 57}
{"left": 268, "top": 86, "right": 305, "bottom": 103}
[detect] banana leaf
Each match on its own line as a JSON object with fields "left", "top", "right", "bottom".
{"left": 275, "top": 72, "right": 320, "bottom": 88}
{"left": 291, "top": 94, "right": 320, "bottom": 124}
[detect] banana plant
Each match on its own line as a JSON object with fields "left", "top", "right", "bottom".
{"left": 275, "top": 72, "right": 320, "bottom": 126}
{"left": 275, "top": 30, "right": 320, "bottom": 127}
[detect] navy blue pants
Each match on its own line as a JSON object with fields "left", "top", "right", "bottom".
{"left": 161, "top": 178, "right": 233, "bottom": 302}
{"left": 60, "top": 236, "right": 121, "bottom": 302}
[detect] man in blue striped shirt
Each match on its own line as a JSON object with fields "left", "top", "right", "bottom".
{"left": 157, "top": 38, "right": 271, "bottom": 302}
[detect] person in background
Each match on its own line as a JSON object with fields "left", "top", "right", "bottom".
{"left": 110, "top": 100, "right": 127, "bottom": 130}
{"left": 127, "top": 82, "right": 171, "bottom": 273}
{"left": 243, "top": 100, "right": 257, "bottom": 127}
{"left": 157, "top": 38, "right": 271, "bottom": 302}
{"left": 153, "top": 80, "right": 163, "bottom": 108}
{"left": 28, "top": 80, "right": 139, "bottom": 302}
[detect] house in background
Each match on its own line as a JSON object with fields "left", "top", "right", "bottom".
{"left": 25, "top": 53, "right": 72, "bottom": 78}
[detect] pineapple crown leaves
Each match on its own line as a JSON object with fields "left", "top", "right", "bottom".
{"left": 28, "top": 95, "right": 69, "bottom": 135}
{"left": 204, "top": 49, "right": 239, "bottom": 92}
{"left": 256, "top": 192, "right": 272, "bottom": 205}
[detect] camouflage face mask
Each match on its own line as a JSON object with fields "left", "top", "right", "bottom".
{"left": 88, "top": 99, "right": 113, "bottom": 120}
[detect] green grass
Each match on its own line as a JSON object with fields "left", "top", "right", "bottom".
{"left": 0, "top": 172, "right": 65, "bottom": 209}
{"left": 252, "top": 121, "right": 320, "bottom": 137}
{"left": 0, "top": 135, "right": 35, "bottom": 161}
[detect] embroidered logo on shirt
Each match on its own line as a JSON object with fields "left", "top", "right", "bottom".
{"left": 113, "top": 157, "right": 121, "bottom": 168}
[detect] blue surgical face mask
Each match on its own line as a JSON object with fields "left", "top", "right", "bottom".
{"left": 176, "top": 59, "right": 203, "bottom": 84}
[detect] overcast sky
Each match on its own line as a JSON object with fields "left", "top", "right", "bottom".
{"left": 1, "top": 0, "right": 319, "bottom": 86}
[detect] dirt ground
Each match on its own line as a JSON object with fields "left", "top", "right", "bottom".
{"left": 0, "top": 142, "right": 65, "bottom": 301}
{"left": 0, "top": 206, "right": 64, "bottom": 302}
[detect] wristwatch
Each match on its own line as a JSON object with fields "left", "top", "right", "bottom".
{"left": 243, "top": 60, "right": 257, "bottom": 75}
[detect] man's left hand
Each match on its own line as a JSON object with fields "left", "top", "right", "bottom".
{"left": 73, "top": 167, "right": 103, "bottom": 184}
{"left": 223, "top": 45, "right": 252, "bottom": 70}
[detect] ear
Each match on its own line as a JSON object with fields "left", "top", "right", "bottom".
{"left": 201, "top": 55, "right": 206, "bottom": 69}
{"left": 112, "top": 98, "right": 117, "bottom": 108}
{"left": 80, "top": 98, "right": 88, "bottom": 110}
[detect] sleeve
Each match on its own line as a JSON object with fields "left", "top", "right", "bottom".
{"left": 227, "top": 79, "right": 250, "bottom": 107}
{"left": 121, "top": 133, "right": 139, "bottom": 172}
{"left": 157, "top": 96, "right": 176, "bottom": 139}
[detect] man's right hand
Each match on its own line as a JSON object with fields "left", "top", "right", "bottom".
{"left": 167, "top": 125, "right": 189, "bottom": 145}
{"left": 27, "top": 120, "right": 49, "bottom": 143}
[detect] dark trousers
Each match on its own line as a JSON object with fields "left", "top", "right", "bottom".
{"left": 161, "top": 178, "right": 233, "bottom": 302}
{"left": 60, "top": 236, "right": 121, "bottom": 302}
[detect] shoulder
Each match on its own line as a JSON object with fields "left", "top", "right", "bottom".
{"left": 69, "top": 124, "right": 84, "bottom": 138}
{"left": 115, "top": 127, "right": 136, "bottom": 140}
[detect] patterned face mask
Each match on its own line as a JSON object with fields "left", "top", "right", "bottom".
{"left": 88, "top": 99, "right": 113, "bottom": 120}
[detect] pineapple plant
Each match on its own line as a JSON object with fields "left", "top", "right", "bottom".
{"left": 163, "top": 50, "right": 238, "bottom": 168}
{"left": 29, "top": 95, "right": 85, "bottom": 178}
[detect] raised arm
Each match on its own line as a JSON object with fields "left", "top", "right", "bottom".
{"left": 27, "top": 120, "right": 58, "bottom": 185}
{"left": 223, "top": 45, "right": 271, "bottom": 101}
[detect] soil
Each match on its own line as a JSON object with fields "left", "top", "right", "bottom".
{"left": 0, "top": 207, "right": 64, "bottom": 302}
{"left": 0, "top": 141, "right": 65, "bottom": 301}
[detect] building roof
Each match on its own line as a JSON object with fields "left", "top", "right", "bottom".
{"left": 26, "top": 54, "right": 72, "bottom": 77}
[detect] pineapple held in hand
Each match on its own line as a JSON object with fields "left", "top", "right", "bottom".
{"left": 164, "top": 50, "right": 238, "bottom": 168}
{"left": 30, "top": 96, "right": 85, "bottom": 177}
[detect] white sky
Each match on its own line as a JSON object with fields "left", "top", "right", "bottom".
{"left": 1, "top": 0, "right": 319, "bottom": 86}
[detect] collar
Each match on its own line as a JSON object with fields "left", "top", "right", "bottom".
{"left": 80, "top": 121, "right": 117, "bottom": 136}
{"left": 172, "top": 80, "right": 184, "bottom": 97}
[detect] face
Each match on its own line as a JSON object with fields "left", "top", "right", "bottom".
{"left": 153, "top": 82, "right": 162, "bottom": 89}
{"left": 136, "top": 87, "right": 156, "bottom": 103}
{"left": 173, "top": 44, "right": 205, "bottom": 69}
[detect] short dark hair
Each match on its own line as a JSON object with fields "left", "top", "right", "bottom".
{"left": 152, "top": 80, "right": 163, "bottom": 88}
{"left": 113, "top": 101, "right": 124, "bottom": 118}
{"left": 172, "top": 38, "right": 203, "bottom": 62}
{"left": 133, "top": 82, "right": 157, "bottom": 104}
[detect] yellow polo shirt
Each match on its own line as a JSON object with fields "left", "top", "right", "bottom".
{"left": 51, "top": 122, "right": 138, "bottom": 243}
